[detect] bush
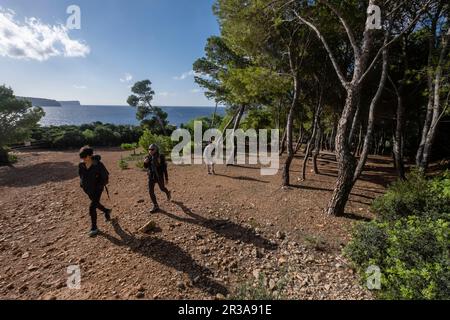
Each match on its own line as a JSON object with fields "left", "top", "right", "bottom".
{"left": 135, "top": 160, "right": 145, "bottom": 170}
{"left": 121, "top": 143, "right": 138, "bottom": 155}
{"left": 345, "top": 171, "right": 450, "bottom": 300}
{"left": 31, "top": 123, "right": 143, "bottom": 149}
{"left": 118, "top": 158, "right": 129, "bottom": 170}
{"left": 8, "top": 153, "right": 18, "bottom": 164}
{"left": 372, "top": 170, "right": 450, "bottom": 222}
{"left": 52, "top": 129, "right": 86, "bottom": 148}
{"left": 346, "top": 218, "right": 449, "bottom": 300}
{"left": 139, "top": 130, "right": 173, "bottom": 155}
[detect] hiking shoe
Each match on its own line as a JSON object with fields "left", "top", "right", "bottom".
{"left": 104, "top": 209, "right": 112, "bottom": 222}
{"left": 88, "top": 229, "right": 99, "bottom": 237}
{"left": 150, "top": 206, "right": 160, "bottom": 214}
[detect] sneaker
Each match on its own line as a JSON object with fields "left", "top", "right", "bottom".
{"left": 104, "top": 209, "right": 112, "bottom": 222}
{"left": 150, "top": 206, "right": 160, "bottom": 214}
{"left": 89, "top": 229, "right": 99, "bottom": 237}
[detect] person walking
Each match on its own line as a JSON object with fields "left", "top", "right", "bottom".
{"left": 144, "top": 144, "right": 171, "bottom": 213}
{"left": 78, "top": 146, "right": 112, "bottom": 237}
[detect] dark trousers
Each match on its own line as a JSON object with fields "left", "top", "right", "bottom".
{"left": 148, "top": 178, "right": 169, "bottom": 206}
{"left": 88, "top": 190, "right": 107, "bottom": 230}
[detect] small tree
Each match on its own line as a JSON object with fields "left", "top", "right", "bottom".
{"left": 127, "top": 80, "right": 168, "bottom": 135}
{"left": 0, "top": 85, "right": 45, "bottom": 165}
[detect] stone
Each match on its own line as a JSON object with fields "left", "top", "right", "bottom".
{"left": 176, "top": 281, "right": 186, "bottom": 290}
{"left": 269, "top": 279, "right": 276, "bottom": 291}
{"left": 276, "top": 231, "right": 286, "bottom": 240}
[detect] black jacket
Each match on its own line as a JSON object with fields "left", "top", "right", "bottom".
{"left": 144, "top": 154, "right": 168, "bottom": 182}
{"left": 79, "top": 155, "right": 108, "bottom": 195}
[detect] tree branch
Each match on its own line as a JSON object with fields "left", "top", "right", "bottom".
{"left": 319, "top": 0, "right": 361, "bottom": 59}
{"left": 358, "top": 0, "right": 433, "bottom": 85}
{"left": 293, "top": 10, "right": 349, "bottom": 89}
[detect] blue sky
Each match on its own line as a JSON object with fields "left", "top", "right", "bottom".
{"left": 0, "top": 0, "right": 220, "bottom": 106}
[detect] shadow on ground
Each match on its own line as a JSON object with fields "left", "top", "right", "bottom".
{"left": 160, "top": 201, "right": 277, "bottom": 251}
{"left": 100, "top": 218, "right": 229, "bottom": 296}
{"left": 0, "top": 162, "right": 78, "bottom": 187}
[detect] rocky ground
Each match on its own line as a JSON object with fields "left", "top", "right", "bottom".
{"left": 0, "top": 148, "right": 395, "bottom": 300}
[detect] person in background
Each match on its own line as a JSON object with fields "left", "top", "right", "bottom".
{"left": 203, "top": 137, "right": 216, "bottom": 175}
{"left": 78, "top": 146, "right": 112, "bottom": 237}
{"left": 144, "top": 144, "right": 171, "bottom": 213}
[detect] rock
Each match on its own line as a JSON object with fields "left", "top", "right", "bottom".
{"left": 269, "top": 279, "right": 276, "bottom": 291}
{"left": 278, "top": 257, "right": 287, "bottom": 264}
{"left": 139, "top": 221, "right": 157, "bottom": 233}
{"left": 276, "top": 231, "right": 286, "bottom": 240}
{"left": 253, "top": 269, "right": 261, "bottom": 279}
{"left": 176, "top": 281, "right": 186, "bottom": 290}
{"left": 21, "top": 252, "right": 30, "bottom": 259}
{"left": 215, "top": 293, "right": 225, "bottom": 300}
{"left": 136, "top": 292, "right": 145, "bottom": 299}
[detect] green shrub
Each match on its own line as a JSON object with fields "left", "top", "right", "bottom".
{"left": 52, "top": 129, "right": 86, "bottom": 148}
{"left": 372, "top": 170, "right": 450, "bottom": 222}
{"left": 139, "top": 130, "right": 173, "bottom": 155}
{"left": 346, "top": 171, "right": 450, "bottom": 300}
{"left": 118, "top": 158, "right": 129, "bottom": 170}
{"left": 121, "top": 143, "right": 137, "bottom": 151}
{"left": 8, "top": 153, "right": 18, "bottom": 164}
{"left": 82, "top": 129, "right": 95, "bottom": 145}
{"left": 135, "top": 160, "right": 145, "bottom": 170}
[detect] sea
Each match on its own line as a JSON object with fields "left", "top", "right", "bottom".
{"left": 39, "top": 105, "right": 226, "bottom": 127}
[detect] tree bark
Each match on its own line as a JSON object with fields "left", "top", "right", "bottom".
{"left": 226, "top": 105, "right": 246, "bottom": 165}
{"left": 353, "top": 42, "right": 389, "bottom": 183}
{"left": 282, "top": 76, "right": 301, "bottom": 187}
{"left": 279, "top": 130, "right": 287, "bottom": 156}
{"left": 419, "top": 28, "right": 449, "bottom": 170}
{"left": 301, "top": 90, "right": 323, "bottom": 180}
{"left": 294, "top": 124, "right": 304, "bottom": 153}
{"left": 313, "top": 125, "right": 322, "bottom": 174}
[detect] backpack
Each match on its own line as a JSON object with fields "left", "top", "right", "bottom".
{"left": 93, "top": 155, "right": 109, "bottom": 186}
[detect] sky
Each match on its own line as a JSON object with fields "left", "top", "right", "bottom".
{"left": 0, "top": 0, "right": 220, "bottom": 106}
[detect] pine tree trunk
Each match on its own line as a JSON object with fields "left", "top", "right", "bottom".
{"left": 326, "top": 89, "right": 359, "bottom": 216}
{"left": 226, "top": 105, "right": 245, "bottom": 165}
{"left": 301, "top": 90, "right": 323, "bottom": 181}
{"left": 279, "top": 130, "right": 287, "bottom": 156}
{"left": 282, "top": 76, "right": 300, "bottom": 187}
{"left": 294, "top": 125, "right": 304, "bottom": 154}
{"left": 313, "top": 125, "right": 322, "bottom": 174}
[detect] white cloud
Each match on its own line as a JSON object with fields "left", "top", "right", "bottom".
{"left": 73, "top": 85, "right": 87, "bottom": 89}
{"left": 173, "top": 70, "right": 199, "bottom": 81}
{"left": 0, "top": 8, "right": 90, "bottom": 61}
{"left": 120, "top": 73, "right": 133, "bottom": 83}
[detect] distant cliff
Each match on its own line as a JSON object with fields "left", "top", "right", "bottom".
{"left": 58, "top": 101, "right": 81, "bottom": 106}
{"left": 17, "top": 97, "right": 61, "bottom": 107}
